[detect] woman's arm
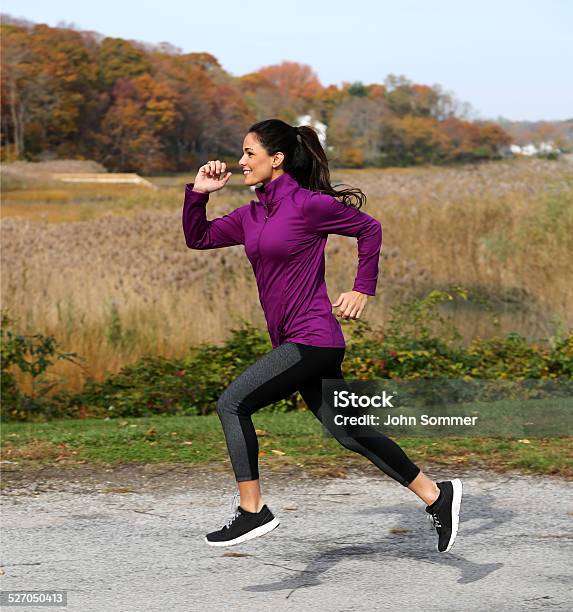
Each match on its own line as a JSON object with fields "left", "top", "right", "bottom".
{"left": 303, "top": 191, "right": 383, "bottom": 295}
{"left": 182, "top": 183, "right": 246, "bottom": 249}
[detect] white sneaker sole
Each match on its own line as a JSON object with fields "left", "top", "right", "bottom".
{"left": 443, "top": 478, "right": 463, "bottom": 553}
{"left": 205, "top": 517, "right": 280, "bottom": 547}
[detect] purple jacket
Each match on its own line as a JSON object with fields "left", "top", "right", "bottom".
{"left": 182, "top": 171, "right": 382, "bottom": 349}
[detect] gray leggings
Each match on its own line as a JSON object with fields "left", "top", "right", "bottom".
{"left": 216, "top": 342, "right": 421, "bottom": 486}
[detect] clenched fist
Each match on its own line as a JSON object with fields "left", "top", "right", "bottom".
{"left": 192, "top": 160, "right": 232, "bottom": 194}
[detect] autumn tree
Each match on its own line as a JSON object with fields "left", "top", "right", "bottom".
{"left": 1, "top": 22, "right": 98, "bottom": 158}
{"left": 383, "top": 74, "right": 460, "bottom": 120}
{"left": 329, "top": 96, "right": 391, "bottom": 166}
{"left": 150, "top": 51, "right": 252, "bottom": 168}
{"left": 98, "top": 74, "right": 180, "bottom": 173}
{"left": 1, "top": 24, "right": 34, "bottom": 158}
{"left": 256, "top": 61, "right": 322, "bottom": 121}
{"left": 98, "top": 37, "right": 151, "bottom": 87}
{"left": 379, "top": 115, "right": 451, "bottom": 166}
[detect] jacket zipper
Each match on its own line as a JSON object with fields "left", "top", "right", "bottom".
{"left": 257, "top": 202, "right": 285, "bottom": 344}
{"left": 256, "top": 201, "right": 269, "bottom": 298}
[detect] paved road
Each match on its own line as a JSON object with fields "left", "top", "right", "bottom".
{"left": 1, "top": 463, "right": 572, "bottom": 611}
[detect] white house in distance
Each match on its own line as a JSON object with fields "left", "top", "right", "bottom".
{"left": 508, "top": 141, "right": 561, "bottom": 156}
{"left": 296, "top": 114, "right": 327, "bottom": 148}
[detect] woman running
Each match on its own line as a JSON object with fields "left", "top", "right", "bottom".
{"left": 182, "top": 118, "right": 462, "bottom": 552}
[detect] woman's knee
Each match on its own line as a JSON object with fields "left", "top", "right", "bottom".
{"left": 329, "top": 427, "right": 363, "bottom": 454}
{"left": 216, "top": 394, "right": 232, "bottom": 419}
{"left": 216, "top": 388, "right": 247, "bottom": 419}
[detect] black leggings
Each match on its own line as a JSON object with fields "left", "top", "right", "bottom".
{"left": 216, "top": 342, "right": 421, "bottom": 486}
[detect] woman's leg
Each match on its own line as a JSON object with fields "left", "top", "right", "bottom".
{"left": 296, "top": 344, "right": 462, "bottom": 553}
{"left": 407, "top": 472, "right": 440, "bottom": 505}
{"left": 297, "top": 346, "right": 438, "bottom": 503}
{"left": 215, "top": 342, "right": 347, "bottom": 512}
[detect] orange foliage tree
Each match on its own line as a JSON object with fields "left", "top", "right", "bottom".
{"left": 98, "top": 75, "right": 180, "bottom": 173}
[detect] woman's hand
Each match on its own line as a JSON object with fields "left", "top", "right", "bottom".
{"left": 192, "top": 160, "right": 232, "bottom": 194}
{"left": 332, "top": 291, "right": 368, "bottom": 320}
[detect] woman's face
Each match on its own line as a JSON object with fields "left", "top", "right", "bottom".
{"left": 238, "top": 132, "right": 283, "bottom": 186}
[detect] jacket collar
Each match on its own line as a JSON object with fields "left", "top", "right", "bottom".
{"left": 255, "top": 171, "right": 299, "bottom": 207}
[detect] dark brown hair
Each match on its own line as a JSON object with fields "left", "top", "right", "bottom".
{"left": 247, "top": 118, "right": 366, "bottom": 209}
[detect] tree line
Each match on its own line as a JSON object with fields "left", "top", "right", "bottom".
{"left": 1, "top": 17, "right": 512, "bottom": 173}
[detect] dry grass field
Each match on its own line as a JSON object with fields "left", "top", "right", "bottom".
{"left": 1, "top": 157, "right": 572, "bottom": 393}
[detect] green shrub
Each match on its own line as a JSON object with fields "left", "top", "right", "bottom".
{"left": 3, "top": 290, "right": 572, "bottom": 422}
{"left": 0, "top": 310, "right": 82, "bottom": 421}
{"left": 51, "top": 323, "right": 296, "bottom": 419}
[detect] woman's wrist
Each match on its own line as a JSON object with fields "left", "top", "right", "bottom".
{"left": 192, "top": 186, "right": 208, "bottom": 194}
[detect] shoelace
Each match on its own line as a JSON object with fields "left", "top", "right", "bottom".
{"left": 224, "top": 492, "right": 241, "bottom": 528}
{"left": 428, "top": 512, "right": 442, "bottom": 531}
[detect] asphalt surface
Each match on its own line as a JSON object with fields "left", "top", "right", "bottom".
{"left": 1, "top": 463, "right": 572, "bottom": 611}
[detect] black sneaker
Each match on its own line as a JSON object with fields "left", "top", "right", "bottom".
{"left": 205, "top": 492, "right": 280, "bottom": 547}
{"left": 425, "top": 479, "right": 463, "bottom": 553}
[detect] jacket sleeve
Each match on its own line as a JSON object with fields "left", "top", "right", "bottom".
{"left": 182, "top": 183, "right": 245, "bottom": 249}
{"left": 303, "top": 191, "right": 382, "bottom": 296}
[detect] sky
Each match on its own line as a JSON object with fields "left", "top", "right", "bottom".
{"left": 2, "top": 0, "right": 572, "bottom": 122}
